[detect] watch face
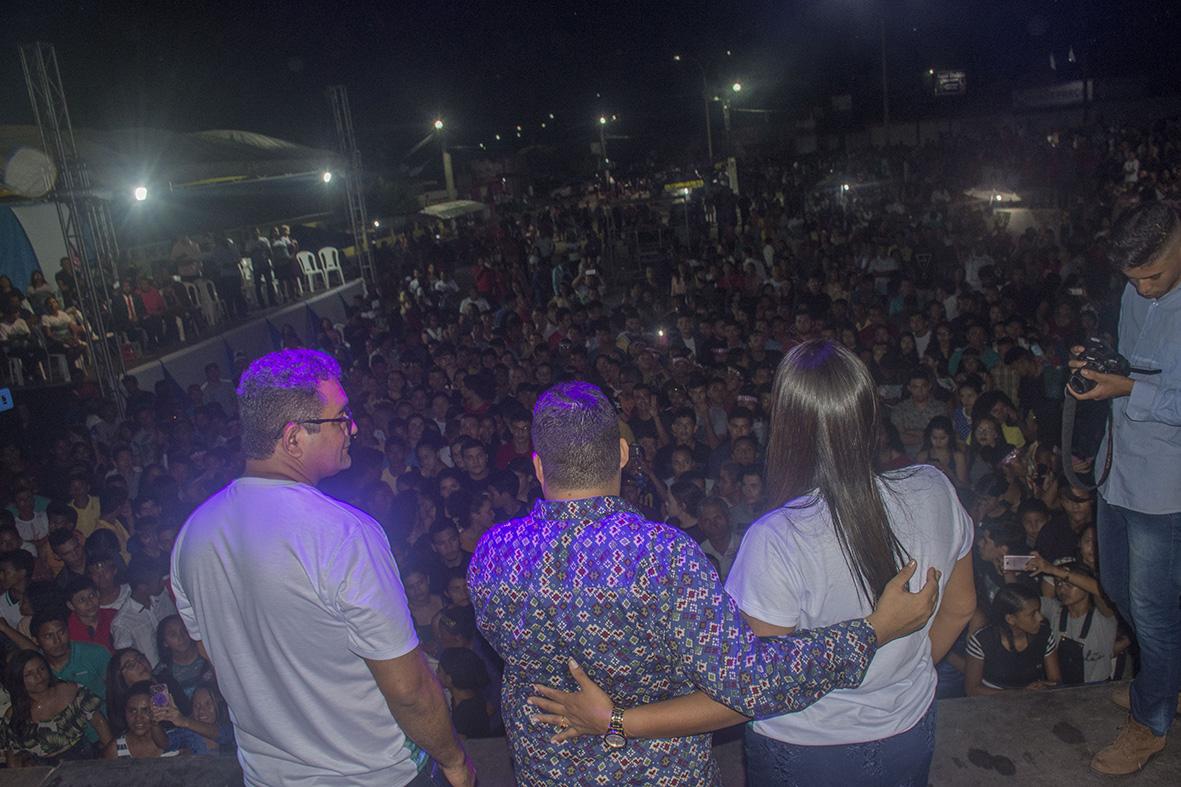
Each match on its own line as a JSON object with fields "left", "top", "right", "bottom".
{"left": 604, "top": 732, "right": 626, "bottom": 749}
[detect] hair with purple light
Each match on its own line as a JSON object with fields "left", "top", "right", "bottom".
{"left": 531, "top": 381, "right": 620, "bottom": 491}
{"left": 237, "top": 349, "right": 342, "bottom": 459}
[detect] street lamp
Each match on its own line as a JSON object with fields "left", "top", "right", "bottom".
{"left": 433, "top": 118, "right": 455, "bottom": 200}
{"left": 731, "top": 81, "right": 742, "bottom": 93}
{"left": 321, "top": 171, "right": 333, "bottom": 183}
{"left": 133, "top": 185, "right": 148, "bottom": 202}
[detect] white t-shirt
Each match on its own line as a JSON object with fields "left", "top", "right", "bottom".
{"left": 14, "top": 511, "right": 48, "bottom": 543}
{"left": 112, "top": 598, "right": 161, "bottom": 667}
{"left": 171, "top": 477, "right": 423, "bottom": 787}
{"left": 726, "top": 465, "right": 974, "bottom": 746}
{"left": 1040, "top": 597, "right": 1118, "bottom": 684}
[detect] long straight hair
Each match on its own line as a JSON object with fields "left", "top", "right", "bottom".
{"left": 765, "top": 340, "right": 910, "bottom": 605}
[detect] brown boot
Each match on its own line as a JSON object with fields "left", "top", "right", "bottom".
{"left": 1090, "top": 716, "right": 1167, "bottom": 775}
{"left": 1110, "top": 685, "right": 1181, "bottom": 715}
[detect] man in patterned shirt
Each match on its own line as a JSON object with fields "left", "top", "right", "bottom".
{"left": 469, "top": 381, "right": 939, "bottom": 785}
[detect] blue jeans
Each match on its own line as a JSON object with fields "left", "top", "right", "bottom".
{"left": 744, "top": 701, "right": 936, "bottom": 786}
{"left": 1097, "top": 497, "right": 1181, "bottom": 737}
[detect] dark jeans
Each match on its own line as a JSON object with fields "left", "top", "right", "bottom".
{"left": 1098, "top": 497, "right": 1181, "bottom": 736}
{"left": 745, "top": 701, "right": 936, "bottom": 787}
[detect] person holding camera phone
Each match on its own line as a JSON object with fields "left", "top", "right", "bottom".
{"left": 1067, "top": 202, "right": 1181, "bottom": 776}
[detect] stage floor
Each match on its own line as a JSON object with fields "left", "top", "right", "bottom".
{"left": 3, "top": 680, "right": 1176, "bottom": 785}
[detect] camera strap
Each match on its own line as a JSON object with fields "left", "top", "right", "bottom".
{"left": 1061, "top": 395, "right": 1113, "bottom": 491}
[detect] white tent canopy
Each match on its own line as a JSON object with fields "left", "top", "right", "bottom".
{"left": 419, "top": 200, "right": 488, "bottom": 220}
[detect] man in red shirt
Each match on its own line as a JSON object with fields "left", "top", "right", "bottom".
{"left": 65, "top": 576, "right": 116, "bottom": 652}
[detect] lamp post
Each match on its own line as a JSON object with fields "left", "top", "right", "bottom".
{"left": 434, "top": 118, "right": 456, "bottom": 201}
{"left": 722, "top": 81, "right": 742, "bottom": 154}
{"left": 673, "top": 54, "right": 714, "bottom": 162}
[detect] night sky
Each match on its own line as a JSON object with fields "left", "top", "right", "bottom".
{"left": 3, "top": 1, "right": 1180, "bottom": 157}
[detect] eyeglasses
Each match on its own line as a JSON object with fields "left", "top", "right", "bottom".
{"left": 279, "top": 406, "right": 355, "bottom": 438}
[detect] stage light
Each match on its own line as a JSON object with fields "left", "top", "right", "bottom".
{"left": 133, "top": 186, "right": 148, "bottom": 201}
{"left": 322, "top": 171, "right": 333, "bottom": 183}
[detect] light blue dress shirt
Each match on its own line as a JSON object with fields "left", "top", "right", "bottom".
{"left": 1098, "top": 282, "right": 1181, "bottom": 514}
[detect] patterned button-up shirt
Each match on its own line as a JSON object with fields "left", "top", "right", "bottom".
{"left": 468, "top": 496, "right": 877, "bottom": 786}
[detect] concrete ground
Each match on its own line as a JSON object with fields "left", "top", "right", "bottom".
{"left": 3, "top": 680, "right": 1177, "bottom": 786}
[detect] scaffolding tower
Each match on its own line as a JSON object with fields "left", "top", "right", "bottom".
{"left": 19, "top": 42, "right": 125, "bottom": 408}
{"left": 326, "top": 85, "right": 377, "bottom": 293}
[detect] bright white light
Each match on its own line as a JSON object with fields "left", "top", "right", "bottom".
{"left": 928, "top": 68, "right": 935, "bottom": 75}
{"left": 611, "top": 114, "right": 617, "bottom": 121}
{"left": 433, "top": 119, "right": 444, "bottom": 131}
{"left": 541, "top": 122, "right": 547, "bottom": 128}
{"left": 322, "top": 171, "right": 333, "bottom": 183}
{"left": 673, "top": 54, "right": 682, "bottom": 61}
{"left": 373, "top": 220, "right": 381, "bottom": 228}
{"left": 726, "top": 49, "right": 732, "bottom": 56}
{"left": 133, "top": 186, "right": 148, "bottom": 201}
{"left": 994, "top": 193, "right": 1002, "bottom": 201}
{"left": 548, "top": 113, "right": 555, "bottom": 119}
{"left": 599, "top": 116, "right": 607, "bottom": 125}
{"left": 732, "top": 82, "right": 743, "bottom": 93}
{"left": 658, "top": 329, "right": 665, "bottom": 337}
{"left": 841, "top": 183, "right": 850, "bottom": 192}
{"left": 516, "top": 125, "right": 523, "bottom": 131}
{"left": 479, "top": 143, "right": 486, "bottom": 149}
{"left": 495, "top": 134, "right": 501, "bottom": 140}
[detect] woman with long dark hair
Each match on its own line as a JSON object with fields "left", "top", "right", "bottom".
{"left": 2, "top": 649, "right": 113, "bottom": 766}
{"left": 965, "top": 584, "right": 1062, "bottom": 694}
{"left": 525, "top": 340, "right": 976, "bottom": 786}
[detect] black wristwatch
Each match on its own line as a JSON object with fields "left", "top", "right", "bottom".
{"left": 604, "top": 706, "right": 627, "bottom": 750}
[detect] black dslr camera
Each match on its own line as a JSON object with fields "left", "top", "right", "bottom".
{"left": 1068, "top": 337, "right": 1131, "bottom": 395}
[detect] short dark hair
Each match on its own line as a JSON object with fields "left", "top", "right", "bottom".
{"left": 0, "top": 549, "right": 34, "bottom": 576}
{"left": 64, "top": 575, "right": 97, "bottom": 600}
{"left": 982, "top": 518, "right": 1026, "bottom": 554}
{"left": 487, "top": 470, "right": 518, "bottom": 497}
{"left": 1017, "top": 498, "right": 1049, "bottom": 519}
{"left": 1108, "top": 202, "right": 1181, "bottom": 271}
{"left": 48, "top": 528, "right": 78, "bottom": 549}
{"left": 46, "top": 500, "right": 76, "bottom": 526}
{"left": 532, "top": 382, "right": 620, "bottom": 490}
{"left": 438, "top": 647, "right": 490, "bottom": 691}
{"left": 125, "top": 558, "right": 163, "bottom": 590}
{"left": 236, "top": 349, "right": 342, "bottom": 459}
{"left": 31, "top": 608, "right": 69, "bottom": 638}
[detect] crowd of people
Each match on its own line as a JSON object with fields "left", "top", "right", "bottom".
{"left": 0, "top": 224, "right": 340, "bottom": 385}
{"left": 0, "top": 111, "right": 1177, "bottom": 776}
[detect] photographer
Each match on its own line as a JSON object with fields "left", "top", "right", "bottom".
{"left": 1068, "top": 201, "right": 1181, "bottom": 777}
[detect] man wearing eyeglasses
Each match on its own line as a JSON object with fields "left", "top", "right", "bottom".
{"left": 171, "top": 349, "right": 474, "bottom": 787}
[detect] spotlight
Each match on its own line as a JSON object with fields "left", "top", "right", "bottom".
{"left": 133, "top": 186, "right": 148, "bottom": 202}
{"left": 321, "top": 171, "right": 333, "bottom": 183}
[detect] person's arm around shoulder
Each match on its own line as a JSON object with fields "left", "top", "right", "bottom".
{"left": 528, "top": 553, "right": 940, "bottom": 740}
{"left": 366, "top": 649, "right": 475, "bottom": 787}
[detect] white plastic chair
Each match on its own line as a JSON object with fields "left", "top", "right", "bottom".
{"left": 317, "top": 246, "right": 345, "bottom": 287}
{"left": 203, "top": 280, "right": 228, "bottom": 323}
{"left": 183, "top": 281, "right": 217, "bottom": 328}
{"left": 297, "top": 250, "right": 327, "bottom": 292}
{"left": 239, "top": 258, "right": 257, "bottom": 308}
